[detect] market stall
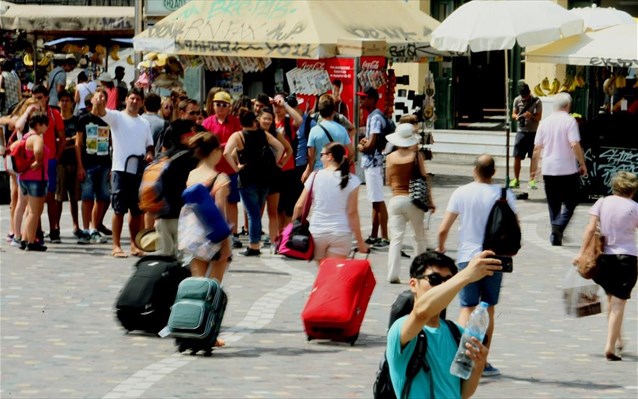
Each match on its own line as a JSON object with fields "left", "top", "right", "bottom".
{"left": 526, "top": 23, "right": 638, "bottom": 198}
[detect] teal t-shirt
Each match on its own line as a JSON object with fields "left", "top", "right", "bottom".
{"left": 386, "top": 316, "right": 463, "bottom": 399}
{"left": 307, "top": 120, "right": 350, "bottom": 170}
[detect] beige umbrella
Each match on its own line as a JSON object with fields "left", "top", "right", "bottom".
{"left": 570, "top": 5, "right": 635, "bottom": 31}
{"left": 133, "top": 0, "right": 441, "bottom": 60}
{"left": 525, "top": 23, "right": 638, "bottom": 67}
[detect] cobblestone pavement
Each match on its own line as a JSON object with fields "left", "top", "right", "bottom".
{"left": 1, "top": 160, "right": 636, "bottom": 398}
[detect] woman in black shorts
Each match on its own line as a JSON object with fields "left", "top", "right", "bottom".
{"left": 576, "top": 171, "right": 638, "bottom": 361}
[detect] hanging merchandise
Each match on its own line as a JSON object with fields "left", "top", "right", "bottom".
{"left": 136, "top": 52, "right": 185, "bottom": 89}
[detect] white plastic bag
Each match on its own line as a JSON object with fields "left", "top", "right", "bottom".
{"left": 562, "top": 265, "right": 605, "bottom": 317}
{"left": 178, "top": 204, "right": 221, "bottom": 261}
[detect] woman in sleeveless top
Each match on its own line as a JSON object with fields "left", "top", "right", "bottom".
{"left": 293, "top": 142, "right": 368, "bottom": 264}
{"left": 385, "top": 123, "right": 435, "bottom": 283}
{"left": 257, "top": 107, "right": 292, "bottom": 248}
{"left": 575, "top": 171, "right": 638, "bottom": 361}
{"left": 224, "top": 108, "right": 284, "bottom": 256}
{"left": 185, "top": 131, "right": 231, "bottom": 281}
{"left": 15, "top": 112, "right": 51, "bottom": 251}
{"left": 0, "top": 98, "right": 38, "bottom": 246}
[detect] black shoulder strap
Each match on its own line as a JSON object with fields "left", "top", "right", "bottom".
{"left": 444, "top": 319, "right": 462, "bottom": 345}
{"left": 500, "top": 187, "right": 507, "bottom": 200}
{"left": 318, "top": 123, "right": 334, "bottom": 142}
{"left": 401, "top": 331, "right": 428, "bottom": 399}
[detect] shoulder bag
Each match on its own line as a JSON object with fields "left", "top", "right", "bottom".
{"left": 575, "top": 200, "right": 606, "bottom": 280}
{"left": 277, "top": 172, "right": 316, "bottom": 260}
{"left": 408, "top": 151, "right": 430, "bottom": 212}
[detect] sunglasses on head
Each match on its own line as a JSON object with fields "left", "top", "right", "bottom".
{"left": 415, "top": 273, "right": 453, "bottom": 286}
{"left": 214, "top": 102, "right": 229, "bottom": 108}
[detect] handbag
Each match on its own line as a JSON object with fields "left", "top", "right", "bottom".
{"left": 408, "top": 151, "right": 430, "bottom": 212}
{"left": 574, "top": 199, "right": 606, "bottom": 280}
{"left": 277, "top": 172, "right": 316, "bottom": 260}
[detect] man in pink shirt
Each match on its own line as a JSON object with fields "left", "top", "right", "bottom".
{"left": 532, "top": 93, "right": 587, "bottom": 246}
{"left": 202, "top": 90, "right": 243, "bottom": 248}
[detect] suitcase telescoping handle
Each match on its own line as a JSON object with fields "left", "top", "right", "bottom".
{"left": 351, "top": 248, "right": 370, "bottom": 260}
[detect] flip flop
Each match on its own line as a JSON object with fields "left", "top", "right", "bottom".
{"left": 214, "top": 338, "right": 226, "bottom": 347}
{"left": 112, "top": 250, "right": 128, "bottom": 259}
{"left": 130, "top": 250, "right": 145, "bottom": 258}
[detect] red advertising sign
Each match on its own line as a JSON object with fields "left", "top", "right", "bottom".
{"left": 357, "top": 56, "right": 389, "bottom": 126}
{"left": 296, "top": 58, "right": 355, "bottom": 121}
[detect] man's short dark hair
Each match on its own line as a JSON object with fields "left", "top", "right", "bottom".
{"left": 32, "top": 84, "right": 47, "bottom": 96}
{"left": 410, "top": 250, "right": 458, "bottom": 278}
{"left": 58, "top": 90, "right": 73, "bottom": 102}
{"left": 519, "top": 83, "right": 531, "bottom": 96}
{"left": 127, "top": 87, "right": 145, "bottom": 100}
{"left": 318, "top": 94, "right": 335, "bottom": 118}
{"left": 144, "top": 93, "right": 162, "bottom": 113}
{"left": 474, "top": 154, "right": 496, "bottom": 179}
{"left": 28, "top": 112, "right": 49, "bottom": 130}
{"left": 255, "top": 93, "right": 270, "bottom": 107}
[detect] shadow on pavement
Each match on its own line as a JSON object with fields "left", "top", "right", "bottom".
{"left": 228, "top": 269, "right": 290, "bottom": 277}
{"left": 489, "top": 374, "right": 626, "bottom": 390}
{"left": 204, "top": 345, "right": 341, "bottom": 359}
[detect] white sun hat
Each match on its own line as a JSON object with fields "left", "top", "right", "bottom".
{"left": 386, "top": 123, "right": 419, "bottom": 148}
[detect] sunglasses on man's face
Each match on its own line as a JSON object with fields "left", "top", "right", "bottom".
{"left": 214, "top": 102, "right": 229, "bottom": 108}
{"left": 415, "top": 273, "right": 453, "bottom": 286}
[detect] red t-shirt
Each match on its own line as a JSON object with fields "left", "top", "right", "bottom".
{"left": 202, "top": 114, "right": 241, "bottom": 175}
{"left": 44, "top": 106, "right": 64, "bottom": 159}
{"left": 275, "top": 117, "right": 296, "bottom": 171}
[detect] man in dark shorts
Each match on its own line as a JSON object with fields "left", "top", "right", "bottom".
{"left": 510, "top": 83, "right": 542, "bottom": 190}
{"left": 94, "top": 88, "right": 154, "bottom": 258}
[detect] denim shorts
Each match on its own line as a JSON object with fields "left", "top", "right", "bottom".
{"left": 457, "top": 261, "right": 503, "bottom": 306}
{"left": 81, "top": 165, "right": 111, "bottom": 201}
{"left": 110, "top": 171, "right": 142, "bottom": 215}
{"left": 19, "top": 179, "right": 47, "bottom": 198}
{"left": 228, "top": 173, "right": 240, "bottom": 204}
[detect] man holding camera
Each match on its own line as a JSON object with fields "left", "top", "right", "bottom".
{"left": 437, "top": 154, "right": 518, "bottom": 377}
{"left": 510, "top": 83, "right": 542, "bottom": 190}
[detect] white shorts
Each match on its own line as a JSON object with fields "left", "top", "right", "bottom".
{"left": 364, "top": 166, "right": 385, "bottom": 203}
{"left": 313, "top": 232, "right": 352, "bottom": 260}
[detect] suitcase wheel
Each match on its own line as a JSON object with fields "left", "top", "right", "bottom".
{"left": 177, "top": 342, "right": 188, "bottom": 353}
{"left": 203, "top": 349, "right": 213, "bottom": 357}
{"left": 306, "top": 336, "right": 313, "bottom": 342}
{"left": 349, "top": 334, "right": 358, "bottom": 346}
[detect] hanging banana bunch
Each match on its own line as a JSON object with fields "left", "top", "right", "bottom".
{"left": 110, "top": 45, "right": 120, "bottom": 61}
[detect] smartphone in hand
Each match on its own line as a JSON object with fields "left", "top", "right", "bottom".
{"left": 489, "top": 255, "right": 513, "bottom": 273}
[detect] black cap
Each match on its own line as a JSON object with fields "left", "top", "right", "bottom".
{"left": 356, "top": 86, "right": 379, "bottom": 99}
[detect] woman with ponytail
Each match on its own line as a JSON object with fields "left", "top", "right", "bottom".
{"left": 293, "top": 142, "right": 368, "bottom": 264}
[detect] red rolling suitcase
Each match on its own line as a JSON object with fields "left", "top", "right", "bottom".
{"left": 301, "top": 256, "right": 376, "bottom": 345}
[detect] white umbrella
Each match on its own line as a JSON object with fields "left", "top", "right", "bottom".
{"left": 570, "top": 5, "right": 635, "bottom": 31}
{"left": 431, "top": 0, "right": 584, "bottom": 185}
{"left": 525, "top": 23, "right": 638, "bottom": 67}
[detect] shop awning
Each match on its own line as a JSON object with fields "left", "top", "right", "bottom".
{"left": 0, "top": 1, "right": 134, "bottom": 36}
{"left": 134, "top": 0, "right": 442, "bottom": 60}
{"left": 525, "top": 23, "right": 638, "bottom": 68}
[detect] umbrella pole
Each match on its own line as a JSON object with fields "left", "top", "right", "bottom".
{"left": 504, "top": 49, "right": 510, "bottom": 187}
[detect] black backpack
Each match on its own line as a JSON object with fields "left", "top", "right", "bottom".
{"left": 375, "top": 114, "right": 396, "bottom": 153}
{"left": 373, "top": 291, "right": 461, "bottom": 399}
{"left": 483, "top": 187, "right": 522, "bottom": 256}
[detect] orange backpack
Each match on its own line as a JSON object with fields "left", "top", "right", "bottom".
{"left": 138, "top": 150, "right": 188, "bottom": 216}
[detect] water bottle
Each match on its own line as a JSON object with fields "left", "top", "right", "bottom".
{"left": 449, "top": 301, "right": 490, "bottom": 379}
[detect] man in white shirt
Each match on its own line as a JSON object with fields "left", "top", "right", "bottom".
{"left": 437, "top": 154, "right": 517, "bottom": 377}
{"left": 94, "top": 87, "right": 154, "bottom": 258}
{"left": 532, "top": 93, "right": 587, "bottom": 246}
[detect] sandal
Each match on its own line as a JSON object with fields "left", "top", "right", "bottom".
{"left": 605, "top": 352, "right": 622, "bottom": 361}
{"left": 112, "top": 250, "right": 128, "bottom": 259}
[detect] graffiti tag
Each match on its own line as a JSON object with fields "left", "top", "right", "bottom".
{"left": 346, "top": 26, "right": 418, "bottom": 42}
{"left": 589, "top": 57, "right": 638, "bottom": 68}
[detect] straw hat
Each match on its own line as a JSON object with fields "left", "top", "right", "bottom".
{"left": 134, "top": 227, "right": 159, "bottom": 252}
{"left": 386, "top": 123, "right": 419, "bottom": 148}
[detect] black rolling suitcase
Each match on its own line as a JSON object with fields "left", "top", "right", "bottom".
{"left": 167, "top": 270, "right": 227, "bottom": 356}
{"left": 115, "top": 255, "right": 190, "bottom": 334}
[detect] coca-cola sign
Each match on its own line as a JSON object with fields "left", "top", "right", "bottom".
{"left": 361, "top": 59, "right": 381, "bottom": 70}
{"left": 299, "top": 61, "right": 326, "bottom": 70}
